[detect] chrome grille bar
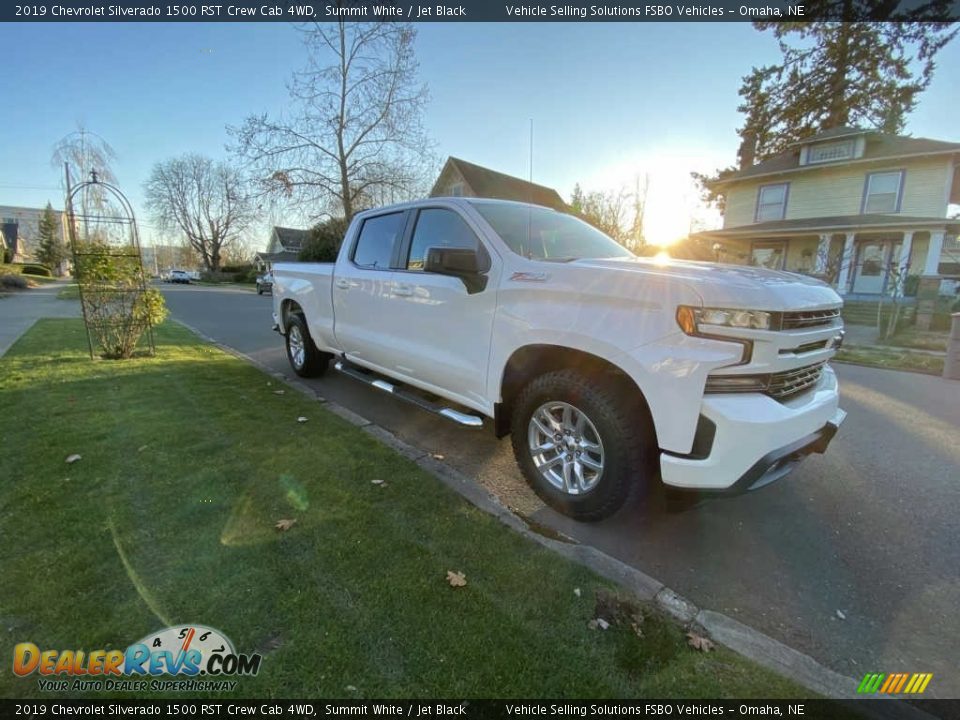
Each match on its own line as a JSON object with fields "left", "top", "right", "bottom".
{"left": 779, "top": 308, "right": 842, "bottom": 330}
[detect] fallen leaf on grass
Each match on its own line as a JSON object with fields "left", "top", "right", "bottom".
{"left": 371, "top": 479, "right": 386, "bottom": 486}
{"left": 588, "top": 618, "right": 610, "bottom": 631}
{"left": 273, "top": 390, "right": 285, "bottom": 395}
{"left": 65, "top": 454, "right": 82, "bottom": 464}
{"left": 573, "top": 587, "right": 581, "bottom": 597}
{"left": 137, "top": 445, "right": 149, "bottom": 453}
{"left": 275, "top": 518, "right": 297, "bottom": 531}
{"left": 446, "top": 570, "right": 467, "bottom": 588}
{"left": 686, "top": 631, "right": 715, "bottom": 652}
{"left": 297, "top": 416, "right": 308, "bottom": 423}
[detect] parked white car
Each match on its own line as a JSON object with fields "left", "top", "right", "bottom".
{"left": 168, "top": 270, "right": 191, "bottom": 284}
{"left": 272, "top": 198, "right": 846, "bottom": 520}
{"left": 256, "top": 271, "right": 273, "bottom": 295}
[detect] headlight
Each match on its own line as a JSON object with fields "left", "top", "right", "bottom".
{"left": 677, "top": 306, "right": 773, "bottom": 333}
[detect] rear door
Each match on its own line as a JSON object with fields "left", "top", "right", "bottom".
{"left": 382, "top": 206, "right": 500, "bottom": 408}
{"left": 332, "top": 210, "right": 408, "bottom": 371}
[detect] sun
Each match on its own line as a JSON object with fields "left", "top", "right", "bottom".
{"left": 579, "top": 153, "right": 721, "bottom": 249}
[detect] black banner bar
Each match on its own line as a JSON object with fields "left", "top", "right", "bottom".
{"left": 4, "top": 0, "right": 960, "bottom": 23}
{"left": 3, "top": 700, "right": 960, "bottom": 720}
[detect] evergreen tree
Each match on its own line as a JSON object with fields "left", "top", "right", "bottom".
{"left": 35, "top": 203, "right": 65, "bottom": 272}
{"left": 694, "top": 6, "right": 956, "bottom": 207}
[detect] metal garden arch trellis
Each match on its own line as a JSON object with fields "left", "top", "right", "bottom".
{"left": 64, "top": 166, "right": 156, "bottom": 358}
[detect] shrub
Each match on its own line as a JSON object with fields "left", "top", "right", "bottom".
{"left": 221, "top": 263, "right": 254, "bottom": 275}
{"left": 903, "top": 274, "right": 920, "bottom": 297}
{"left": 2, "top": 247, "right": 11, "bottom": 264}
{"left": 299, "top": 217, "right": 348, "bottom": 263}
{"left": 17, "top": 263, "right": 53, "bottom": 277}
{"left": 73, "top": 242, "right": 168, "bottom": 359}
{"left": 1, "top": 274, "right": 28, "bottom": 290}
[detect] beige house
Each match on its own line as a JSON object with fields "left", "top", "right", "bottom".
{"left": 700, "top": 127, "right": 960, "bottom": 299}
{"left": 431, "top": 156, "right": 567, "bottom": 210}
{"left": 255, "top": 226, "right": 311, "bottom": 270}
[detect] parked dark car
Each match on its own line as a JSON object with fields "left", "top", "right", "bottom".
{"left": 256, "top": 271, "right": 273, "bottom": 295}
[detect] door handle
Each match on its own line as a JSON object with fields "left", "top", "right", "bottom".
{"left": 392, "top": 283, "right": 413, "bottom": 297}
{"left": 334, "top": 278, "right": 350, "bottom": 290}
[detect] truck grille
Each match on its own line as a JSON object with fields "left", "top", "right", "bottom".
{"left": 705, "top": 362, "right": 826, "bottom": 400}
{"left": 767, "top": 363, "right": 826, "bottom": 399}
{"left": 779, "top": 308, "right": 841, "bottom": 330}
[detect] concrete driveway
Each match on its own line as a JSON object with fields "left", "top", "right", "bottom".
{"left": 159, "top": 283, "right": 960, "bottom": 697}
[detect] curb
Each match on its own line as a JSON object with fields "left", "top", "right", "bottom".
{"left": 174, "top": 321, "right": 937, "bottom": 714}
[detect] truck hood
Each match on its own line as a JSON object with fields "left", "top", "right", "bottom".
{"left": 569, "top": 257, "right": 842, "bottom": 311}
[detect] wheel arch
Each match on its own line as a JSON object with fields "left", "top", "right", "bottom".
{"left": 495, "top": 345, "right": 657, "bottom": 448}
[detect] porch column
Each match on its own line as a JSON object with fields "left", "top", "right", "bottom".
{"left": 917, "top": 230, "right": 945, "bottom": 330}
{"left": 814, "top": 233, "right": 829, "bottom": 274}
{"left": 922, "top": 230, "right": 945, "bottom": 275}
{"left": 835, "top": 232, "right": 856, "bottom": 294}
{"left": 895, "top": 230, "right": 914, "bottom": 297}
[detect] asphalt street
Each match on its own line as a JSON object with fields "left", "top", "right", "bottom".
{"left": 158, "top": 283, "right": 960, "bottom": 697}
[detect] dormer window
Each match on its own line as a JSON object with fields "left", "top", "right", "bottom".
{"left": 807, "top": 140, "right": 856, "bottom": 164}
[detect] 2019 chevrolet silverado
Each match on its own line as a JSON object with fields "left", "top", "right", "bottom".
{"left": 272, "top": 198, "right": 846, "bottom": 520}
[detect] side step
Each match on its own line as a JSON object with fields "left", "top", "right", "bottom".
{"left": 333, "top": 361, "right": 484, "bottom": 428}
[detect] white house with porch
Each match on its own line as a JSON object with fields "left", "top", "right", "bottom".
{"left": 700, "top": 127, "right": 960, "bottom": 305}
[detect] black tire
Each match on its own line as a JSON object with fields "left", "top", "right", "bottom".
{"left": 284, "top": 313, "right": 329, "bottom": 378}
{"left": 510, "top": 369, "right": 652, "bottom": 521}
{"left": 257, "top": 284, "right": 263, "bottom": 295}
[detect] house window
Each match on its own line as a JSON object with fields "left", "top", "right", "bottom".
{"left": 807, "top": 140, "right": 855, "bottom": 164}
{"left": 449, "top": 183, "right": 464, "bottom": 197}
{"left": 750, "top": 241, "right": 787, "bottom": 270}
{"left": 862, "top": 171, "right": 903, "bottom": 214}
{"left": 755, "top": 183, "right": 789, "bottom": 222}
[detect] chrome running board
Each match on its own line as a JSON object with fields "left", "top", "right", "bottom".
{"left": 334, "top": 361, "right": 483, "bottom": 428}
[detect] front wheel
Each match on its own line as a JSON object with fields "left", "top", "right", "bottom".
{"left": 257, "top": 284, "right": 263, "bottom": 295}
{"left": 285, "top": 313, "right": 329, "bottom": 378}
{"left": 510, "top": 370, "right": 652, "bottom": 521}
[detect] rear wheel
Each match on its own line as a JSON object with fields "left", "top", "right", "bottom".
{"left": 285, "top": 313, "right": 329, "bottom": 378}
{"left": 257, "top": 284, "right": 263, "bottom": 295}
{"left": 510, "top": 369, "right": 652, "bottom": 521}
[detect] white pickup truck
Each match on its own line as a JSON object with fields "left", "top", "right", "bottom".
{"left": 272, "top": 198, "right": 846, "bottom": 520}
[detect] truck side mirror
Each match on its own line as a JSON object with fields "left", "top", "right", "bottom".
{"left": 424, "top": 247, "right": 489, "bottom": 293}
{"left": 424, "top": 247, "right": 487, "bottom": 275}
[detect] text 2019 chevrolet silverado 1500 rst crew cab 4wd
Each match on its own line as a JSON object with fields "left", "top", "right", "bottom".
{"left": 272, "top": 198, "right": 846, "bottom": 520}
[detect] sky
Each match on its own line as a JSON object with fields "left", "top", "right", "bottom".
{"left": 1, "top": 21, "right": 959, "bottom": 248}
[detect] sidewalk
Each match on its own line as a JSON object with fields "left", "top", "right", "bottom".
{"left": 0, "top": 283, "right": 81, "bottom": 357}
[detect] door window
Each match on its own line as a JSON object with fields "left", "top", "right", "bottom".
{"left": 406, "top": 209, "right": 480, "bottom": 270}
{"left": 352, "top": 212, "right": 405, "bottom": 270}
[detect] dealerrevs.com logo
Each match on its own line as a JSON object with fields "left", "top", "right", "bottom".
{"left": 13, "top": 625, "right": 262, "bottom": 692}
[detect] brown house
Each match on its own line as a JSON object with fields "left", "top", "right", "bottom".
{"left": 430, "top": 157, "right": 567, "bottom": 211}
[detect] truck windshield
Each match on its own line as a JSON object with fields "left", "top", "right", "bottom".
{"left": 470, "top": 202, "right": 634, "bottom": 262}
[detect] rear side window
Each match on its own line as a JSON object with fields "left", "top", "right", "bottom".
{"left": 406, "top": 209, "right": 480, "bottom": 270}
{"left": 352, "top": 212, "right": 405, "bottom": 269}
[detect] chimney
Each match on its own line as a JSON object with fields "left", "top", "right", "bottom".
{"left": 738, "top": 131, "right": 757, "bottom": 170}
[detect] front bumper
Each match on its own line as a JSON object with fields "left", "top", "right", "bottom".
{"left": 660, "top": 365, "right": 845, "bottom": 493}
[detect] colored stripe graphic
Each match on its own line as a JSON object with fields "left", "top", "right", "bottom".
{"left": 857, "top": 673, "right": 885, "bottom": 693}
{"left": 858, "top": 672, "right": 932, "bottom": 694}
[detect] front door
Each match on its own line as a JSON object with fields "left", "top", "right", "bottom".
{"left": 852, "top": 241, "right": 898, "bottom": 294}
{"left": 382, "top": 206, "right": 499, "bottom": 410}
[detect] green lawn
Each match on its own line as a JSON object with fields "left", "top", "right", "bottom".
{"left": 56, "top": 284, "right": 80, "bottom": 299}
{"left": 0, "top": 320, "right": 812, "bottom": 700}
{"left": 835, "top": 346, "right": 944, "bottom": 375}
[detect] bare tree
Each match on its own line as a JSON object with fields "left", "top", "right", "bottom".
{"left": 52, "top": 124, "right": 119, "bottom": 221}
{"left": 229, "top": 21, "right": 432, "bottom": 221}
{"left": 569, "top": 177, "right": 650, "bottom": 251}
{"left": 144, "top": 155, "right": 253, "bottom": 273}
